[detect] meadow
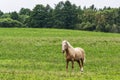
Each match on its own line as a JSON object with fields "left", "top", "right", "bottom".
{"left": 0, "top": 28, "right": 120, "bottom": 80}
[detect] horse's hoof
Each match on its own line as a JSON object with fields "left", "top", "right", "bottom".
{"left": 80, "top": 69, "right": 84, "bottom": 72}
{"left": 80, "top": 67, "right": 83, "bottom": 72}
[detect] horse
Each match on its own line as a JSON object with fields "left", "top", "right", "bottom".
{"left": 62, "top": 40, "right": 85, "bottom": 72}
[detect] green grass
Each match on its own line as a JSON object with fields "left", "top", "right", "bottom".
{"left": 0, "top": 28, "right": 120, "bottom": 80}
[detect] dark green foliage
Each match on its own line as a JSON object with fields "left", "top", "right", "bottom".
{"left": 19, "top": 8, "right": 31, "bottom": 16}
{"left": 27, "top": 4, "right": 53, "bottom": 28}
{"left": 0, "top": 0, "right": 120, "bottom": 33}
{"left": 53, "top": 1, "right": 65, "bottom": 28}
{"left": 62, "top": 1, "right": 78, "bottom": 29}
{"left": 0, "top": 18, "right": 23, "bottom": 28}
{"left": 10, "top": 11, "right": 19, "bottom": 21}
{"left": 0, "top": 10, "right": 3, "bottom": 17}
{"left": 0, "top": 13, "right": 11, "bottom": 18}
{"left": 54, "top": 1, "right": 78, "bottom": 29}
{"left": 19, "top": 15, "right": 29, "bottom": 25}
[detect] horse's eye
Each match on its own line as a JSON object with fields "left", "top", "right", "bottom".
{"left": 64, "top": 45, "right": 67, "bottom": 48}
{"left": 64, "top": 45, "right": 66, "bottom": 47}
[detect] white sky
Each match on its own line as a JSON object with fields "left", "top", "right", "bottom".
{"left": 0, "top": 0, "right": 120, "bottom": 12}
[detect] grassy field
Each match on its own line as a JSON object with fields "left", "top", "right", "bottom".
{"left": 0, "top": 28, "right": 120, "bottom": 80}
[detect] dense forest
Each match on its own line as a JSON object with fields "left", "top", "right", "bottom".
{"left": 0, "top": 1, "right": 120, "bottom": 33}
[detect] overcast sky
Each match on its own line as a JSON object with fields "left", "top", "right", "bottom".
{"left": 0, "top": 0, "right": 120, "bottom": 12}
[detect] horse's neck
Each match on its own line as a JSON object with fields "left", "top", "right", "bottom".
{"left": 67, "top": 42, "right": 74, "bottom": 49}
{"left": 66, "top": 45, "right": 75, "bottom": 56}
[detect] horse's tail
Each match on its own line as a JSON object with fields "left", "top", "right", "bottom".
{"left": 83, "top": 56, "right": 86, "bottom": 63}
{"left": 83, "top": 51, "right": 86, "bottom": 63}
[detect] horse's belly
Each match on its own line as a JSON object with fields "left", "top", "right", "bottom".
{"left": 74, "top": 54, "right": 83, "bottom": 61}
{"left": 74, "top": 57, "right": 81, "bottom": 61}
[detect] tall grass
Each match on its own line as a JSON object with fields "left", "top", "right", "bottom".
{"left": 0, "top": 28, "right": 120, "bottom": 80}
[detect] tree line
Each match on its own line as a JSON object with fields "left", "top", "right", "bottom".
{"left": 0, "top": 1, "right": 120, "bottom": 33}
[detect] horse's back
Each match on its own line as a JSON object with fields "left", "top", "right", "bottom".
{"left": 74, "top": 47, "right": 85, "bottom": 60}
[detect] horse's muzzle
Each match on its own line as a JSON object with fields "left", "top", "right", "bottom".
{"left": 62, "top": 50, "right": 65, "bottom": 54}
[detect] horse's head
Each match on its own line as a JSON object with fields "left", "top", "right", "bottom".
{"left": 62, "top": 40, "right": 68, "bottom": 53}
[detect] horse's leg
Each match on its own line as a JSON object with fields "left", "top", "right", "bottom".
{"left": 71, "top": 60, "right": 74, "bottom": 72}
{"left": 66, "top": 60, "right": 69, "bottom": 72}
{"left": 77, "top": 60, "right": 81, "bottom": 72}
{"left": 80, "top": 59, "right": 84, "bottom": 72}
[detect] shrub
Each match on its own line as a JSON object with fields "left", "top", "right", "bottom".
{"left": 0, "top": 18, "right": 24, "bottom": 28}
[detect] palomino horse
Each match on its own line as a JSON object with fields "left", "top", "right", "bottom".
{"left": 62, "top": 40, "right": 85, "bottom": 72}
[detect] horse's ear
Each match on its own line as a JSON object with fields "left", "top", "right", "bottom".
{"left": 64, "top": 40, "right": 67, "bottom": 42}
{"left": 66, "top": 41, "right": 69, "bottom": 46}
